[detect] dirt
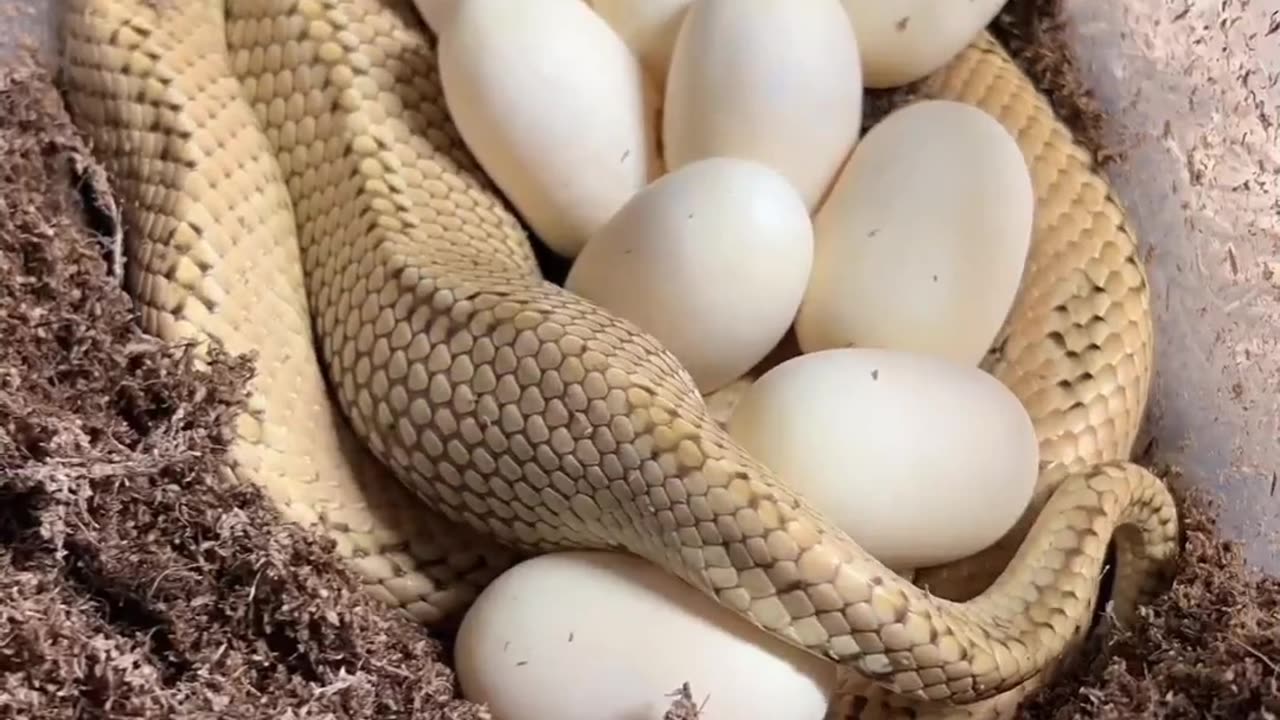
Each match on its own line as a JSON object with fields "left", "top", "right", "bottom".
{"left": 989, "top": 1, "right": 1111, "bottom": 164}
{"left": 1019, "top": 481, "right": 1280, "bottom": 720}
{"left": 0, "top": 61, "right": 485, "bottom": 720}
{"left": 0, "top": 3, "right": 1275, "bottom": 720}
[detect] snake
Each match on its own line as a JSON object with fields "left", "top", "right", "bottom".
{"left": 58, "top": 0, "right": 1181, "bottom": 717}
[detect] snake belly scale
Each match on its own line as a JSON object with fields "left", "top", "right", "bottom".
{"left": 59, "top": 0, "right": 1180, "bottom": 717}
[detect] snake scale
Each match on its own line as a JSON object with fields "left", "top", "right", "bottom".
{"left": 59, "top": 0, "right": 1180, "bottom": 717}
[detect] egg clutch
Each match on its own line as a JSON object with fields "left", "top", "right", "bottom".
{"left": 417, "top": 0, "right": 1037, "bottom": 718}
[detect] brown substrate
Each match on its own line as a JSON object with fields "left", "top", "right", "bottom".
{"left": 0, "top": 4, "right": 1276, "bottom": 720}
{"left": 990, "top": 0, "right": 1111, "bottom": 164}
{"left": 1020, "top": 482, "right": 1280, "bottom": 719}
{"left": 0, "top": 62, "right": 484, "bottom": 720}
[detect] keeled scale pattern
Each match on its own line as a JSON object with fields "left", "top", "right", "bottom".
{"left": 910, "top": 36, "right": 1156, "bottom": 606}
{"left": 920, "top": 36, "right": 1153, "bottom": 470}
{"left": 61, "top": 0, "right": 517, "bottom": 625}
{"left": 64, "top": 0, "right": 1181, "bottom": 715}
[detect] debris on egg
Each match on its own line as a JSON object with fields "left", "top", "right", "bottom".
{"left": 455, "top": 552, "right": 838, "bottom": 720}
{"left": 839, "top": 0, "right": 1011, "bottom": 88}
{"left": 795, "top": 99, "right": 1034, "bottom": 366}
{"left": 727, "top": 347, "right": 1039, "bottom": 570}
{"left": 437, "top": 0, "right": 658, "bottom": 258}
{"left": 566, "top": 157, "right": 813, "bottom": 394}
{"left": 662, "top": 0, "right": 863, "bottom": 211}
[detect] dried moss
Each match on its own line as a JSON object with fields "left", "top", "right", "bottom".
{"left": 1, "top": 3, "right": 1275, "bottom": 718}
{"left": 0, "top": 60, "right": 485, "bottom": 720}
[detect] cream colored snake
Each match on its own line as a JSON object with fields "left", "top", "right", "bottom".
{"left": 59, "top": 0, "right": 1181, "bottom": 717}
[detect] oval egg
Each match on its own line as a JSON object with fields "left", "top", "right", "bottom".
{"left": 840, "top": 0, "right": 1009, "bottom": 88}
{"left": 455, "top": 551, "right": 837, "bottom": 720}
{"left": 726, "top": 347, "right": 1039, "bottom": 569}
{"left": 795, "top": 99, "right": 1033, "bottom": 366}
{"left": 437, "top": 0, "right": 658, "bottom": 258}
{"left": 662, "top": 0, "right": 863, "bottom": 211}
{"left": 565, "top": 156, "right": 813, "bottom": 394}
{"left": 589, "top": 0, "right": 694, "bottom": 87}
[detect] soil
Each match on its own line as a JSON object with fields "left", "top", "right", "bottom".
{"left": 0, "top": 3, "right": 1275, "bottom": 720}
{"left": 0, "top": 61, "right": 485, "bottom": 720}
{"left": 989, "top": 1, "right": 1110, "bottom": 164}
{"left": 1019, "top": 480, "right": 1280, "bottom": 720}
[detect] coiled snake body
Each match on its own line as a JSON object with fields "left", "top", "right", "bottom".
{"left": 60, "top": 0, "right": 1180, "bottom": 717}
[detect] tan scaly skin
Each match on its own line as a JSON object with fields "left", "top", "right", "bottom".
{"left": 59, "top": 0, "right": 1180, "bottom": 716}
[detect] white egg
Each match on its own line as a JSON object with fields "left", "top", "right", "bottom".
{"left": 565, "top": 157, "right": 813, "bottom": 394}
{"left": 727, "top": 348, "right": 1038, "bottom": 569}
{"left": 455, "top": 551, "right": 837, "bottom": 720}
{"left": 589, "top": 0, "right": 694, "bottom": 87}
{"left": 662, "top": 0, "right": 863, "bottom": 211}
{"left": 436, "top": 0, "right": 658, "bottom": 258}
{"left": 840, "top": 0, "right": 1009, "bottom": 88}
{"left": 795, "top": 100, "right": 1033, "bottom": 366}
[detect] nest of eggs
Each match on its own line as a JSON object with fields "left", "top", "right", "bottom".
{"left": 0, "top": 2, "right": 1276, "bottom": 719}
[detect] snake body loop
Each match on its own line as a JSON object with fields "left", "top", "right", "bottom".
{"left": 60, "top": 0, "right": 1180, "bottom": 716}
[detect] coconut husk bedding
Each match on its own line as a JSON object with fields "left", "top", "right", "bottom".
{"left": 1, "top": 4, "right": 1277, "bottom": 719}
